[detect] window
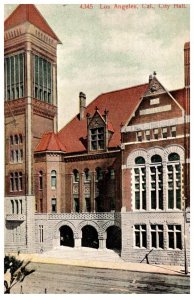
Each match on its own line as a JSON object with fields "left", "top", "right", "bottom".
{"left": 85, "top": 198, "right": 91, "bottom": 212}
{"left": 145, "top": 130, "right": 151, "bottom": 141}
{"left": 150, "top": 225, "right": 164, "bottom": 249}
{"left": 33, "top": 55, "right": 52, "bottom": 103}
{"left": 40, "top": 199, "right": 43, "bottom": 213}
{"left": 109, "top": 168, "right": 115, "bottom": 180}
{"left": 73, "top": 169, "right": 79, "bottom": 182}
{"left": 9, "top": 134, "right": 23, "bottom": 163}
{"left": 134, "top": 157, "right": 146, "bottom": 210}
{"left": 11, "top": 200, "right": 14, "bottom": 214}
{"left": 74, "top": 197, "right": 79, "bottom": 212}
{"left": 15, "top": 172, "right": 19, "bottom": 191}
{"left": 15, "top": 200, "right": 19, "bottom": 214}
{"left": 171, "top": 126, "right": 176, "bottom": 137}
{"left": 39, "top": 171, "right": 43, "bottom": 190}
{"left": 84, "top": 168, "right": 90, "bottom": 182}
{"left": 134, "top": 225, "right": 147, "bottom": 248}
{"left": 90, "top": 127, "right": 105, "bottom": 150}
{"left": 167, "top": 153, "right": 181, "bottom": 209}
{"left": 15, "top": 135, "right": 19, "bottom": 144}
{"left": 137, "top": 131, "right": 142, "bottom": 142}
{"left": 10, "top": 136, "right": 14, "bottom": 145}
{"left": 153, "top": 128, "right": 159, "bottom": 139}
{"left": 39, "top": 225, "right": 44, "bottom": 243}
{"left": 20, "top": 199, "right": 23, "bottom": 214}
{"left": 10, "top": 173, "right": 14, "bottom": 191}
{"left": 4, "top": 53, "right": 24, "bottom": 101}
{"left": 150, "top": 155, "right": 163, "bottom": 210}
{"left": 168, "top": 225, "right": 182, "bottom": 249}
{"left": 19, "top": 172, "right": 23, "bottom": 191}
{"left": 51, "top": 170, "right": 57, "bottom": 188}
{"left": 96, "top": 167, "right": 103, "bottom": 181}
{"left": 51, "top": 198, "right": 57, "bottom": 213}
{"left": 162, "top": 127, "right": 168, "bottom": 139}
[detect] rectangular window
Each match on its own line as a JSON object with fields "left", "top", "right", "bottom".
{"left": 134, "top": 167, "right": 146, "bottom": 210}
{"left": 137, "top": 131, "right": 142, "bottom": 142}
{"left": 33, "top": 55, "right": 52, "bottom": 104}
{"left": 134, "top": 225, "right": 147, "bottom": 248}
{"left": 145, "top": 130, "right": 151, "bottom": 141}
{"left": 90, "top": 127, "right": 105, "bottom": 150}
{"left": 168, "top": 225, "right": 182, "bottom": 249}
{"left": 85, "top": 198, "right": 91, "bottom": 212}
{"left": 171, "top": 126, "right": 176, "bottom": 137}
{"left": 4, "top": 53, "right": 24, "bottom": 101}
{"left": 153, "top": 128, "right": 159, "bottom": 139}
{"left": 51, "top": 198, "right": 57, "bottom": 213}
{"left": 74, "top": 198, "right": 79, "bottom": 212}
{"left": 162, "top": 127, "right": 168, "bottom": 139}
{"left": 167, "top": 163, "right": 181, "bottom": 209}
{"left": 39, "top": 225, "right": 44, "bottom": 243}
{"left": 151, "top": 225, "right": 164, "bottom": 249}
{"left": 150, "top": 165, "right": 163, "bottom": 210}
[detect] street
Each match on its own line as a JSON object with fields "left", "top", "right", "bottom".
{"left": 11, "top": 262, "right": 190, "bottom": 294}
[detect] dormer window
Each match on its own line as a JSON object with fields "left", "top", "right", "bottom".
{"left": 90, "top": 127, "right": 105, "bottom": 150}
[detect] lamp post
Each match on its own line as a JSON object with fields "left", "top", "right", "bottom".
{"left": 183, "top": 196, "right": 188, "bottom": 275}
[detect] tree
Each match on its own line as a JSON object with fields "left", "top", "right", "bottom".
{"left": 4, "top": 255, "right": 35, "bottom": 294}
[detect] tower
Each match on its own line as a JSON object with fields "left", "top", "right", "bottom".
{"left": 4, "top": 4, "right": 61, "bottom": 251}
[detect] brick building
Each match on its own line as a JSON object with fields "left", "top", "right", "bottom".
{"left": 4, "top": 4, "right": 190, "bottom": 266}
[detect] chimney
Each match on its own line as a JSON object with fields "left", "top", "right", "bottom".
{"left": 149, "top": 74, "right": 153, "bottom": 83}
{"left": 79, "top": 92, "right": 86, "bottom": 120}
{"left": 184, "top": 42, "right": 190, "bottom": 87}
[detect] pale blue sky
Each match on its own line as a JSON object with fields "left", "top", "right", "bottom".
{"left": 4, "top": 4, "right": 190, "bottom": 129}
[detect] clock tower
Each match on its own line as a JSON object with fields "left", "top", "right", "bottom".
{"left": 4, "top": 4, "right": 61, "bottom": 251}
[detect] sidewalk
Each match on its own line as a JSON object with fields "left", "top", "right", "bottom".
{"left": 6, "top": 251, "right": 190, "bottom": 277}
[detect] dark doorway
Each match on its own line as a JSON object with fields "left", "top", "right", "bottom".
{"left": 81, "top": 225, "right": 99, "bottom": 249}
{"left": 106, "top": 226, "right": 121, "bottom": 252}
{"left": 60, "top": 225, "right": 74, "bottom": 247}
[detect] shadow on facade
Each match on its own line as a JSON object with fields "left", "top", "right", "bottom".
{"left": 60, "top": 225, "right": 74, "bottom": 247}
{"left": 106, "top": 225, "right": 121, "bottom": 254}
{"left": 81, "top": 225, "right": 99, "bottom": 249}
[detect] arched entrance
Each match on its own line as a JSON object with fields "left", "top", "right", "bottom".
{"left": 81, "top": 225, "right": 99, "bottom": 249}
{"left": 106, "top": 226, "right": 121, "bottom": 252}
{"left": 60, "top": 225, "right": 74, "bottom": 247}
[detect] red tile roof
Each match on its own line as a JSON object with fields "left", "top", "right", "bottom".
{"left": 58, "top": 83, "right": 148, "bottom": 153}
{"left": 4, "top": 4, "right": 61, "bottom": 43}
{"left": 35, "top": 132, "right": 66, "bottom": 152}
{"left": 36, "top": 83, "right": 187, "bottom": 154}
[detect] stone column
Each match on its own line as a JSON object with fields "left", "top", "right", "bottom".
{"left": 74, "top": 238, "right": 81, "bottom": 248}
{"left": 99, "top": 239, "right": 106, "bottom": 250}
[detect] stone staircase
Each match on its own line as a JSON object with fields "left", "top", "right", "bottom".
{"left": 41, "top": 246, "right": 124, "bottom": 263}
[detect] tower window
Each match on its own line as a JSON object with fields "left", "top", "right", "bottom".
{"left": 162, "top": 127, "right": 168, "bottom": 139}
{"left": 51, "top": 170, "right": 57, "bottom": 189}
{"left": 153, "top": 128, "right": 159, "bottom": 139}
{"left": 171, "top": 126, "right": 176, "bottom": 137}
{"left": 51, "top": 198, "right": 57, "bottom": 213}
{"left": 137, "top": 131, "right": 142, "bottom": 142}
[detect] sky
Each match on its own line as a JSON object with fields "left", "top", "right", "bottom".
{"left": 4, "top": 3, "right": 190, "bottom": 130}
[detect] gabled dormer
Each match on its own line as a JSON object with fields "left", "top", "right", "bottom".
{"left": 86, "top": 107, "right": 114, "bottom": 152}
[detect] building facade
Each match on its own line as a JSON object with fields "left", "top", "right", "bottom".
{"left": 4, "top": 5, "right": 190, "bottom": 266}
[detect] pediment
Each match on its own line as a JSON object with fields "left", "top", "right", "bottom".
{"left": 143, "top": 77, "right": 166, "bottom": 97}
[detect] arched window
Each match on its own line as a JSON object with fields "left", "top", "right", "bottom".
{"left": 167, "top": 153, "right": 181, "bottom": 209}
{"left": 84, "top": 168, "right": 90, "bottom": 182}
{"left": 39, "top": 171, "right": 43, "bottom": 190}
{"left": 11, "top": 200, "right": 14, "bottom": 214}
{"left": 19, "top": 134, "right": 23, "bottom": 144}
{"left": 15, "top": 172, "right": 19, "bottom": 191}
{"left": 10, "top": 135, "right": 14, "bottom": 145}
{"left": 73, "top": 169, "right": 79, "bottom": 182}
{"left": 19, "top": 172, "right": 23, "bottom": 191}
{"left": 109, "top": 168, "right": 115, "bottom": 180}
{"left": 15, "top": 135, "right": 19, "bottom": 144}
{"left": 134, "top": 157, "right": 146, "bottom": 210}
{"left": 150, "top": 155, "right": 163, "bottom": 210}
{"left": 10, "top": 173, "right": 14, "bottom": 191}
{"left": 51, "top": 170, "right": 57, "bottom": 188}
{"left": 96, "top": 167, "right": 103, "bottom": 181}
{"left": 15, "top": 200, "right": 19, "bottom": 214}
{"left": 135, "top": 156, "right": 145, "bottom": 164}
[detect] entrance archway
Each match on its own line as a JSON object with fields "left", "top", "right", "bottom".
{"left": 81, "top": 225, "right": 99, "bottom": 249}
{"left": 60, "top": 225, "right": 74, "bottom": 247}
{"left": 106, "top": 226, "right": 121, "bottom": 252}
